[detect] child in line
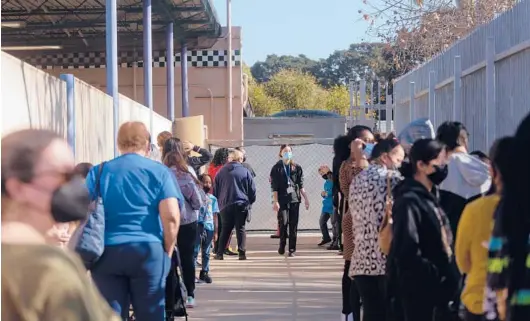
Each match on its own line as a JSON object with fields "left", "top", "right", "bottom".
{"left": 194, "top": 174, "right": 219, "bottom": 284}
{"left": 317, "top": 165, "right": 337, "bottom": 248}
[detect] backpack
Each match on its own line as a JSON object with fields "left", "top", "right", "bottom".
{"left": 165, "top": 249, "right": 188, "bottom": 321}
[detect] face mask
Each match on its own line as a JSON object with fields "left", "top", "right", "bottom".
{"left": 427, "top": 165, "right": 448, "bottom": 186}
{"left": 203, "top": 186, "right": 211, "bottom": 194}
{"left": 282, "top": 152, "right": 293, "bottom": 161}
{"left": 363, "top": 143, "right": 375, "bottom": 158}
{"left": 50, "top": 176, "right": 91, "bottom": 223}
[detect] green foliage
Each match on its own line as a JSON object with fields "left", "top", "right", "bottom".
{"left": 248, "top": 83, "right": 284, "bottom": 116}
{"left": 323, "top": 85, "right": 350, "bottom": 116}
{"left": 264, "top": 70, "right": 326, "bottom": 110}
{"left": 251, "top": 54, "right": 317, "bottom": 83}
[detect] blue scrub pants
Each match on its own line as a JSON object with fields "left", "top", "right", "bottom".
{"left": 91, "top": 242, "right": 171, "bottom": 321}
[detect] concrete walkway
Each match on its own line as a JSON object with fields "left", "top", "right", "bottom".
{"left": 189, "top": 234, "right": 343, "bottom": 321}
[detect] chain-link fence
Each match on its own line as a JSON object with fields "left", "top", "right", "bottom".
{"left": 208, "top": 138, "right": 335, "bottom": 232}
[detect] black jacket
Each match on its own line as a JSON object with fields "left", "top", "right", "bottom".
{"left": 188, "top": 146, "right": 213, "bottom": 175}
{"left": 213, "top": 162, "right": 256, "bottom": 212}
{"left": 388, "top": 178, "right": 460, "bottom": 306}
{"left": 270, "top": 160, "right": 304, "bottom": 205}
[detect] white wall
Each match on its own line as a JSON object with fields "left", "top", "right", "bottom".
{"left": 1, "top": 52, "right": 172, "bottom": 164}
{"left": 1, "top": 52, "right": 67, "bottom": 137}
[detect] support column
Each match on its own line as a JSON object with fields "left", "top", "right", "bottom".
{"left": 105, "top": 0, "right": 119, "bottom": 157}
{"left": 227, "top": 0, "right": 233, "bottom": 132}
{"left": 166, "top": 23, "right": 175, "bottom": 121}
{"left": 485, "top": 37, "right": 496, "bottom": 149}
{"left": 181, "top": 42, "right": 190, "bottom": 117}
{"left": 385, "top": 82, "right": 392, "bottom": 133}
{"left": 143, "top": 0, "right": 153, "bottom": 135}
{"left": 429, "top": 70, "right": 436, "bottom": 125}
{"left": 453, "top": 55, "right": 462, "bottom": 121}
{"left": 409, "top": 82, "right": 416, "bottom": 122}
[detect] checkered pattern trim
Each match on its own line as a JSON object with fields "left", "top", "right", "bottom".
{"left": 25, "top": 50, "right": 242, "bottom": 69}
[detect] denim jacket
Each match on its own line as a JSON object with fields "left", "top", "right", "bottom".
{"left": 170, "top": 167, "right": 206, "bottom": 225}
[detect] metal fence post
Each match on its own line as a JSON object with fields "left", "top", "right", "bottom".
{"left": 428, "top": 71, "right": 436, "bottom": 125}
{"left": 453, "top": 56, "right": 462, "bottom": 121}
{"left": 60, "top": 74, "right": 76, "bottom": 159}
{"left": 360, "top": 79, "right": 367, "bottom": 120}
{"left": 385, "top": 82, "right": 391, "bottom": 133}
{"left": 348, "top": 80, "right": 354, "bottom": 126}
{"left": 485, "top": 37, "right": 496, "bottom": 148}
{"left": 409, "top": 81, "right": 415, "bottom": 122}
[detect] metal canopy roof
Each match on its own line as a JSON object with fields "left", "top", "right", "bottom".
{"left": 1, "top": 0, "right": 222, "bottom": 53}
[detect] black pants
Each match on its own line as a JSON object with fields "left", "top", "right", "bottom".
{"left": 464, "top": 308, "right": 485, "bottom": 321}
{"left": 176, "top": 222, "right": 197, "bottom": 298}
{"left": 216, "top": 203, "right": 248, "bottom": 256}
{"left": 355, "top": 275, "right": 388, "bottom": 321}
{"left": 342, "top": 260, "right": 362, "bottom": 319}
{"left": 278, "top": 202, "right": 300, "bottom": 253}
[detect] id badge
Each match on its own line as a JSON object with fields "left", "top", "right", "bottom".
{"left": 286, "top": 186, "right": 294, "bottom": 194}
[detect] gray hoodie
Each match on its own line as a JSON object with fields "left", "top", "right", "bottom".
{"left": 440, "top": 152, "right": 491, "bottom": 199}
{"left": 170, "top": 167, "right": 206, "bottom": 225}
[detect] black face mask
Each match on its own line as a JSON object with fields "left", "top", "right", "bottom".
{"left": 427, "top": 165, "right": 448, "bottom": 186}
{"left": 322, "top": 174, "right": 328, "bottom": 180}
{"left": 203, "top": 186, "right": 211, "bottom": 194}
{"left": 51, "top": 176, "right": 91, "bottom": 223}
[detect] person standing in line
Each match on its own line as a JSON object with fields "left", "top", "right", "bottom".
{"left": 208, "top": 148, "right": 238, "bottom": 256}
{"left": 194, "top": 174, "right": 219, "bottom": 284}
{"left": 337, "top": 126, "right": 374, "bottom": 321}
{"left": 317, "top": 165, "right": 335, "bottom": 247}
{"left": 1, "top": 129, "right": 121, "bottom": 321}
{"left": 389, "top": 138, "right": 460, "bottom": 321}
{"left": 213, "top": 149, "right": 256, "bottom": 261}
{"left": 270, "top": 145, "right": 310, "bottom": 257}
{"left": 181, "top": 140, "right": 213, "bottom": 177}
{"left": 236, "top": 147, "right": 257, "bottom": 178}
{"left": 455, "top": 137, "right": 513, "bottom": 321}
{"left": 87, "top": 122, "right": 182, "bottom": 320}
{"left": 162, "top": 137, "right": 206, "bottom": 309}
{"left": 349, "top": 137, "right": 404, "bottom": 321}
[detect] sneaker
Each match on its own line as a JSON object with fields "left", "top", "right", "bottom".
{"left": 199, "top": 271, "right": 213, "bottom": 284}
{"left": 278, "top": 247, "right": 285, "bottom": 255}
{"left": 327, "top": 243, "right": 339, "bottom": 250}
{"left": 318, "top": 239, "right": 332, "bottom": 246}
{"left": 186, "top": 296, "right": 195, "bottom": 308}
{"left": 224, "top": 249, "right": 238, "bottom": 256}
{"left": 270, "top": 234, "right": 280, "bottom": 239}
{"left": 288, "top": 251, "right": 296, "bottom": 257}
{"left": 239, "top": 253, "right": 247, "bottom": 260}
{"left": 213, "top": 254, "right": 224, "bottom": 260}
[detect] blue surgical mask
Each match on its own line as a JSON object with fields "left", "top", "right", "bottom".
{"left": 282, "top": 151, "right": 293, "bottom": 161}
{"left": 363, "top": 143, "right": 375, "bottom": 158}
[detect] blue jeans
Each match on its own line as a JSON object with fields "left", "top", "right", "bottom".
{"left": 194, "top": 224, "right": 214, "bottom": 272}
{"left": 91, "top": 242, "right": 171, "bottom": 321}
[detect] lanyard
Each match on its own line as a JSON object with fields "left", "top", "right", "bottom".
{"left": 283, "top": 164, "right": 291, "bottom": 185}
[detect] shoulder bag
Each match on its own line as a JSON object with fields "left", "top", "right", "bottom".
{"left": 379, "top": 172, "right": 393, "bottom": 255}
{"left": 72, "top": 162, "right": 106, "bottom": 269}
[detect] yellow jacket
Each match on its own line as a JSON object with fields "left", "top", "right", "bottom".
{"left": 455, "top": 194, "right": 500, "bottom": 315}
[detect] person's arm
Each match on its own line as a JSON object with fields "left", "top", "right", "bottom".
{"left": 182, "top": 178, "right": 203, "bottom": 211}
{"left": 270, "top": 166, "right": 280, "bottom": 211}
{"left": 248, "top": 173, "right": 257, "bottom": 205}
{"left": 455, "top": 204, "right": 474, "bottom": 274}
{"left": 212, "top": 197, "right": 220, "bottom": 241}
{"left": 298, "top": 165, "right": 309, "bottom": 209}
{"left": 188, "top": 145, "right": 213, "bottom": 169}
{"left": 158, "top": 171, "right": 182, "bottom": 256}
{"left": 351, "top": 139, "right": 369, "bottom": 169}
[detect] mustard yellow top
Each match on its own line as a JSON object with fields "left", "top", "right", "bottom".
{"left": 455, "top": 194, "right": 500, "bottom": 315}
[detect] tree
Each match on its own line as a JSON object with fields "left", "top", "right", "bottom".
{"left": 264, "top": 70, "right": 327, "bottom": 110}
{"left": 249, "top": 83, "right": 285, "bottom": 116}
{"left": 323, "top": 85, "right": 350, "bottom": 116}
{"left": 251, "top": 54, "right": 318, "bottom": 83}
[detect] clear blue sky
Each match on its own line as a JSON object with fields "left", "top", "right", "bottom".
{"left": 211, "top": 0, "right": 375, "bottom": 65}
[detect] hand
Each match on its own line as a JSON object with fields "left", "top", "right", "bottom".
{"left": 321, "top": 191, "right": 327, "bottom": 198}
{"left": 182, "top": 141, "right": 194, "bottom": 152}
{"left": 272, "top": 201, "right": 280, "bottom": 212}
{"left": 304, "top": 199, "right": 310, "bottom": 210}
{"left": 213, "top": 233, "right": 218, "bottom": 242}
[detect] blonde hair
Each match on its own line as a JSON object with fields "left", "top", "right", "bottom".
{"left": 228, "top": 149, "right": 244, "bottom": 162}
{"left": 117, "top": 122, "right": 150, "bottom": 152}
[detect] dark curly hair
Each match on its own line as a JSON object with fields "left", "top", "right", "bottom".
{"left": 212, "top": 148, "right": 230, "bottom": 167}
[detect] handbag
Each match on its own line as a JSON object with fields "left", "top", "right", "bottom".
{"left": 379, "top": 172, "right": 393, "bottom": 255}
{"left": 72, "top": 162, "right": 106, "bottom": 269}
